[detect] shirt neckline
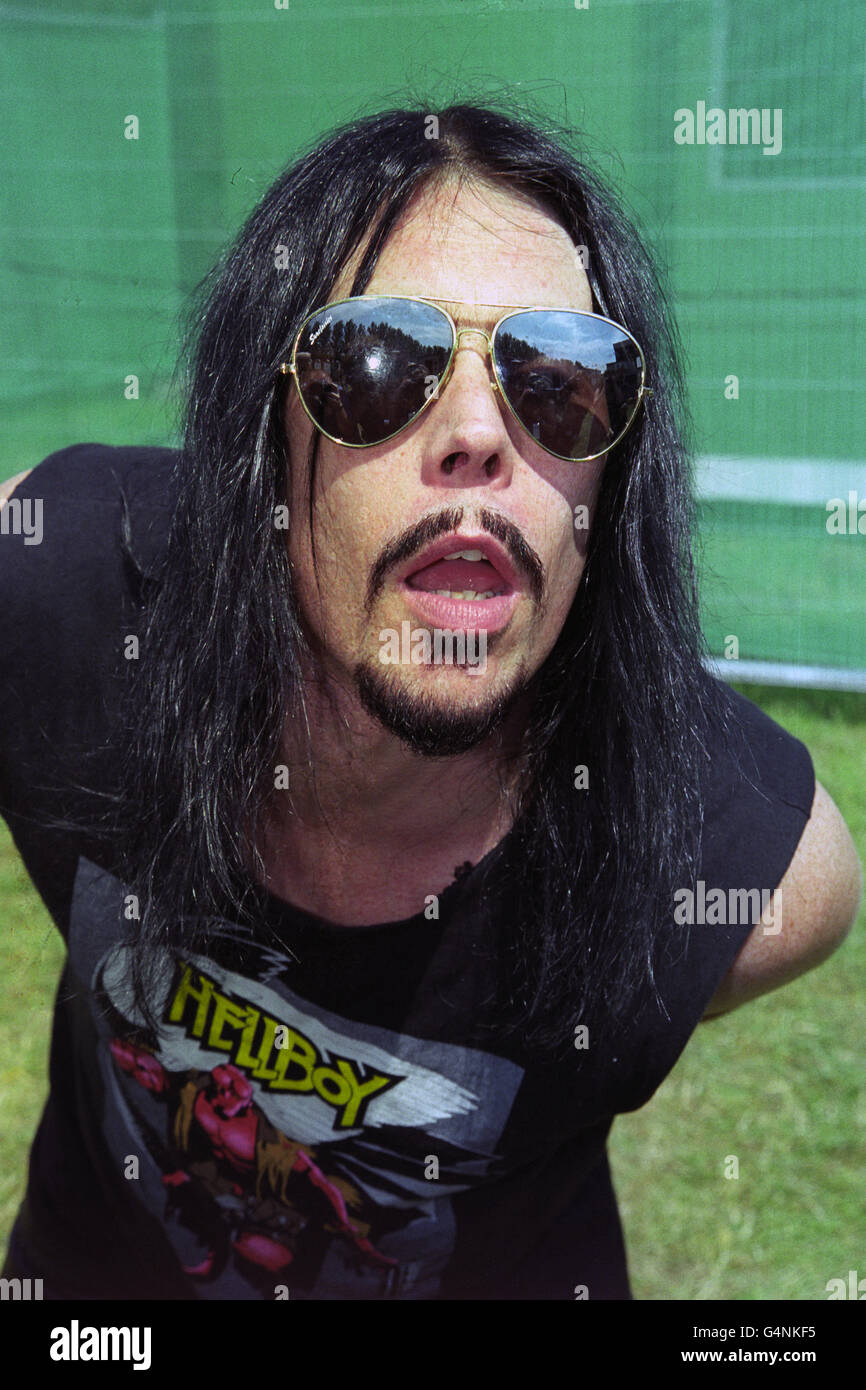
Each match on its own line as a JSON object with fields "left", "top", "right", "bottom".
{"left": 253, "top": 817, "right": 517, "bottom": 938}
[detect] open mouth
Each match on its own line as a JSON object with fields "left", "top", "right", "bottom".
{"left": 397, "top": 533, "right": 520, "bottom": 635}
{"left": 405, "top": 547, "right": 510, "bottom": 601}
{"left": 400, "top": 532, "right": 518, "bottom": 597}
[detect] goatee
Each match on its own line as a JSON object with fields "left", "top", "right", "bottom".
{"left": 353, "top": 659, "right": 529, "bottom": 758}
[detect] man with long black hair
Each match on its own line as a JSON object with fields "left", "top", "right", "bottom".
{"left": 0, "top": 104, "right": 860, "bottom": 1301}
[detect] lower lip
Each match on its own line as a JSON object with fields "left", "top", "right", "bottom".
{"left": 399, "top": 583, "right": 519, "bottom": 633}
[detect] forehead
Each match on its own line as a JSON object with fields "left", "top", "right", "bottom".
{"left": 337, "top": 177, "right": 593, "bottom": 322}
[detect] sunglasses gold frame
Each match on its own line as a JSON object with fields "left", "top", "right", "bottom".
{"left": 278, "top": 294, "right": 652, "bottom": 463}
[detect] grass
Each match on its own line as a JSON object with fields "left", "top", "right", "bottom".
{"left": 609, "top": 683, "right": 866, "bottom": 1299}
{"left": 0, "top": 682, "right": 863, "bottom": 1297}
{"left": 0, "top": 831, "right": 65, "bottom": 1244}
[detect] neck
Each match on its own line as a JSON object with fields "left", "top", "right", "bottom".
{"left": 253, "top": 659, "right": 529, "bottom": 923}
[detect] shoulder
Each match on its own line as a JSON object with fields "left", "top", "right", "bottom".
{"left": 613, "top": 686, "right": 858, "bottom": 1108}
{"left": 0, "top": 442, "right": 179, "bottom": 587}
{"left": 695, "top": 685, "right": 861, "bottom": 1019}
{"left": 699, "top": 683, "right": 817, "bottom": 882}
{"left": 0, "top": 442, "right": 180, "bottom": 748}
{"left": 703, "top": 683, "right": 815, "bottom": 817}
{"left": 0, "top": 469, "right": 33, "bottom": 505}
{"left": 0, "top": 443, "right": 180, "bottom": 820}
{"left": 8, "top": 439, "right": 179, "bottom": 512}
{"left": 702, "top": 776, "right": 861, "bottom": 1018}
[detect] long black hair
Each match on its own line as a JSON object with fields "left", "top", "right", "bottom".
{"left": 115, "top": 101, "right": 732, "bottom": 1062}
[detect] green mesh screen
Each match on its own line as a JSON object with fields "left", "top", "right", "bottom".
{"left": 2, "top": 0, "right": 863, "bottom": 681}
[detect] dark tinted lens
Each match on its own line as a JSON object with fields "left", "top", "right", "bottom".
{"left": 493, "top": 310, "right": 644, "bottom": 459}
{"left": 293, "top": 297, "right": 454, "bottom": 445}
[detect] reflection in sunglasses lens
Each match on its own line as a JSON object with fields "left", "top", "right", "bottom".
{"left": 293, "top": 301, "right": 643, "bottom": 458}
{"left": 295, "top": 300, "right": 453, "bottom": 445}
{"left": 494, "top": 311, "right": 643, "bottom": 459}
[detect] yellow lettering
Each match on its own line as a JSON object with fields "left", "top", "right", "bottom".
{"left": 165, "top": 966, "right": 402, "bottom": 1125}
{"left": 312, "top": 1065, "right": 352, "bottom": 1112}
{"left": 207, "top": 991, "right": 250, "bottom": 1052}
{"left": 270, "top": 1027, "right": 317, "bottom": 1091}
{"left": 234, "top": 1007, "right": 263, "bottom": 1069}
{"left": 167, "top": 964, "right": 214, "bottom": 1037}
{"left": 252, "top": 1016, "right": 282, "bottom": 1082}
{"left": 333, "top": 1058, "right": 394, "bottom": 1128}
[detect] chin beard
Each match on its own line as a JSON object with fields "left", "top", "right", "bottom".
{"left": 353, "top": 658, "right": 529, "bottom": 757}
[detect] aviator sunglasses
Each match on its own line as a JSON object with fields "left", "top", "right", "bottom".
{"left": 279, "top": 295, "right": 651, "bottom": 463}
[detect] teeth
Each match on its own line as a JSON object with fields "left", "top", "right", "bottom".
{"left": 432, "top": 589, "right": 501, "bottom": 600}
{"left": 442, "top": 549, "right": 486, "bottom": 562}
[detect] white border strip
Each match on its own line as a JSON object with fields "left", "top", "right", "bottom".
{"left": 706, "top": 657, "right": 866, "bottom": 694}
{"left": 695, "top": 456, "right": 866, "bottom": 505}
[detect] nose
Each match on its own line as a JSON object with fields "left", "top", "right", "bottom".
{"left": 425, "top": 329, "right": 512, "bottom": 482}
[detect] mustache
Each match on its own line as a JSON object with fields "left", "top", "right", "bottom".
{"left": 365, "top": 506, "right": 546, "bottom": 614}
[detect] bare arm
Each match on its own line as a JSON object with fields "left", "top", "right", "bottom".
{"left": 701, "top": 779, "right": 862, "bottom": 1020}
{"left": 0, "top": 469, "right": 33, "bottom": 508}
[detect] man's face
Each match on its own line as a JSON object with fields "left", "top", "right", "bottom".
{"left": 282, "top": 177, "right": 603, "bottom": 755}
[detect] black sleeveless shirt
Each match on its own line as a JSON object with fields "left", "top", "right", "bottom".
{"left": 0, "top": 445, "right": 815, "bottom": 1300}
